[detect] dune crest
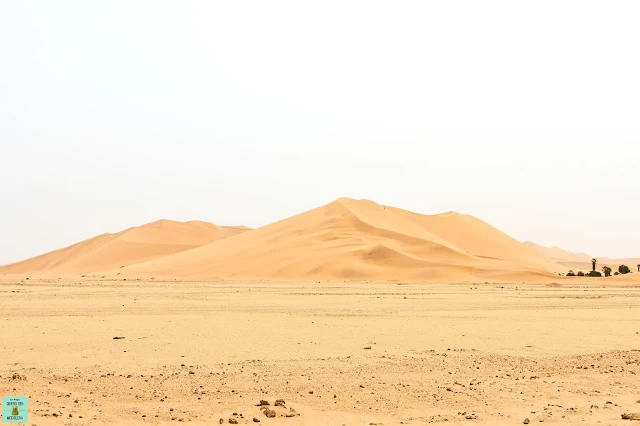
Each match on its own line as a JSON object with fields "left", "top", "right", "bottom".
{"left": 0, "top": 220, "right": 250, "bottom": 274}
{"left": 120, "top": 198, "right": 561, "bottom": 281}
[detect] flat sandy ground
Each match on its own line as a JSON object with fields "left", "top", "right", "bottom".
{"left": 2, "top": 278, "right": 640, "bottom": 425}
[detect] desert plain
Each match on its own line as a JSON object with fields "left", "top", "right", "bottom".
{"left": 2, "top": 198, "right": 640, "bottom": 425}
{"left": 2, "top": 277, "right": 640, "bottom": 425}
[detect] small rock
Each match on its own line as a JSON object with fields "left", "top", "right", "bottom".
{"left": 219, "top": 419, "right": 224, "bottom": 424}
{"left": 363, "top": 346, "right": 372, "bottom": 350}
{"left": 258, "top": 400, "right": 270, "bottom": 406}
{"left": 264, "top": 409, "right": 276, "bottom": 418}
{"left": 524, "top": 418, "right": 530, "bottom": 424}
{"left": 274, "top": 399, "right": 286, "bottom": 407}
{"left": 229, "top": 419, "right": 238, "bottom": 424}
{"left": 113, "top": 336, "right": 125, "bottom": 340}
{"left": 253, "top": 418, "right": 260, "bottom": 423}
{"left": 11, "top": 373, "right": 26, "bottom": 381}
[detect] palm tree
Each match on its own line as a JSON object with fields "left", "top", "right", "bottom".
{"left": 591, "top": 258, "right": 597, "bottom": 273}
{"left": 637, "top": 264, "right": 640, "bottom": 272}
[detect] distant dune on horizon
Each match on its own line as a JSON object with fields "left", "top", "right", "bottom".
{"left": 524, "top": 241, "right": 640, "bottom": 273}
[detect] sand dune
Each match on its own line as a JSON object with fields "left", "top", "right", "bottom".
{"left": 6, "top": 197, "right": 634, "bottom": 282}
{"left": 120, "top": 198, "right": 561, "bottom": 282}
{"left": 523, "top": 241, "right": 592, "bottom": 263}
{"left": 0, "top": 220, "right": 250, "bottom": 274}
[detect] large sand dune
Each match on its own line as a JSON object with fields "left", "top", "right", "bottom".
{"left": 121, "top": 198, "right": 561, "bottom": 281}
{"left": 0, "top": 220, "right": 250, "bottom": 274}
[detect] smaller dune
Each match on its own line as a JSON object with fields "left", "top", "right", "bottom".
{"left": 0, "top": 220, "right": 250, "bottom": 274}
{"left": 523, "top": 242, "right": 592, "bottom": 263}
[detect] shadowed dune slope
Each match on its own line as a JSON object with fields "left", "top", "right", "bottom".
{"left": 0, "top": 220, "right": 250, "bottom": 274}
{"left": 122, "top": 198, "right": 561, "bottom": 281}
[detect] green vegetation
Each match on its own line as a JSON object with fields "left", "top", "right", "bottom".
{"left": 566, "top": 269, "right": 603, "bottom": 277}
{"left": 565, "top": 261, "right": 635, "bottom": 278}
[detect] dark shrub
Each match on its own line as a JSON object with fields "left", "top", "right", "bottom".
{"left": 619, "top": 265, "right": 631, "bottom": 274}
{"left": 601, "top": 266, "right": 612, "bottom": 277}
{"left": 577, "top": 271, "right": 585, "bottom": 276}
{"left": 586, "top": 271, "right": 602, "bottom": 277}
{"left": 614, "top": 272, "right": 620, "bottom": 276}
{"left": 566, "top": 270, "right": 576, "bottom": 277}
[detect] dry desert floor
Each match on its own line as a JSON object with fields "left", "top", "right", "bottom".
{"left": 2, "top": 277, "right": 640, "bottom": 425}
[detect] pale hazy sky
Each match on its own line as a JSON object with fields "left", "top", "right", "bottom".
{"left": 1, "top": 1, "right": 639, "bottom": 265}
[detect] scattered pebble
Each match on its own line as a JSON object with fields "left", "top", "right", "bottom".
{"left": 622, "top": 413, "right": 640, "bottom": 420}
